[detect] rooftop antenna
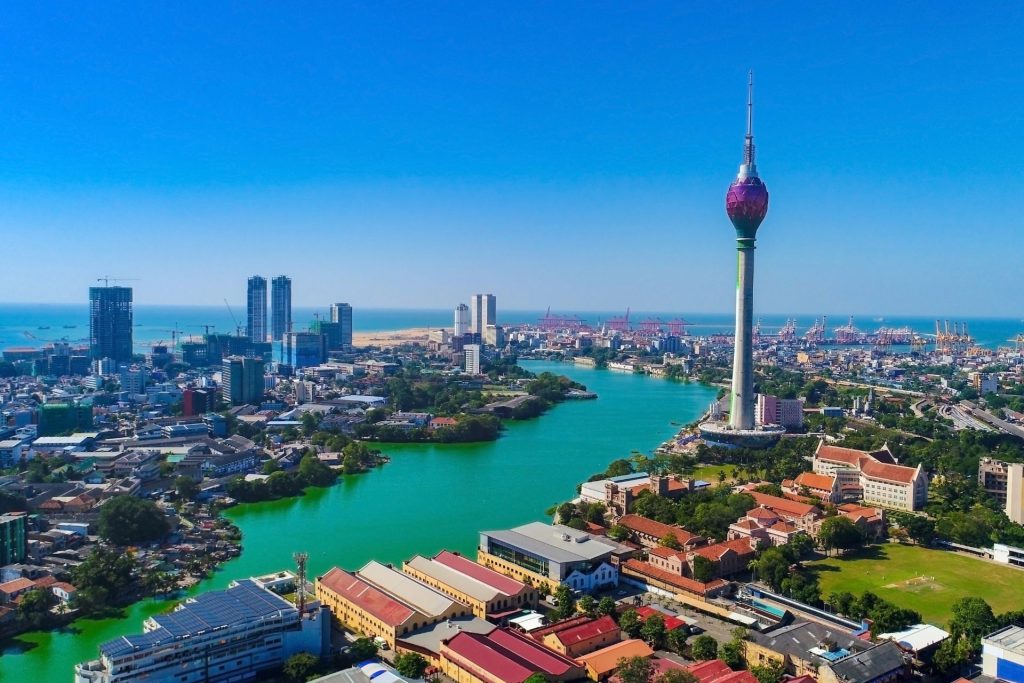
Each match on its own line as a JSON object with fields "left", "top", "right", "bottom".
{"left": 741, "top": 70, "right": 757, "bottom": 175}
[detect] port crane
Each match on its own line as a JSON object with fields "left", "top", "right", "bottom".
{"left": 223, "top": 299, "right": 245, "bottom": 337}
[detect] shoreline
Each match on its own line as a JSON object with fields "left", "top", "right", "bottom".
{"left": 352, "top": 327, "right": 434, "bottom": 348}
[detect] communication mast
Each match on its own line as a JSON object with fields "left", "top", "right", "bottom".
{"left": 294, "top": 551, "right": 309, "bottom": 613}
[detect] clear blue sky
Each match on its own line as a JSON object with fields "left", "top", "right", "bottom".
{"left": 1, "top": 2, "right": 1021, "bottom": 316}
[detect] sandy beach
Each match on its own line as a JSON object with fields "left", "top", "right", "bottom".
{"left": 352, "top": 327, "right": 435, "bottom": 348}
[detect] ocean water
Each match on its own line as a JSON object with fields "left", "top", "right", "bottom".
{"left": 0, "top": 303, "right": 1021, "bottom": 351}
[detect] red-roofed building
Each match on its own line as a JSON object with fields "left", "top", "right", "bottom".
{"left": 689, "top": 538, "right": 757, "bottom": 578}
{"left": 792, "top": 472, "right": 839, "bottom": 503}
{"left": 620, "top": 559, "right": 728, "bottom": 599}
{"left": 743, "top": 491, "right": 823, "bottom": 533}
{"left": 617, "top": 515, "right": 705, "bottom": 550}
{"left": 440, "top": 627, "right": 585, "bottom": 683}
{"left": 404, "top": 550, "right": 539, "bottom": 619}
{"left": 635, "top": 606, "right": 687, "bottom": 631}
{"left": 812, "top": 440, "right": 927, "bottom": 511}
{"left": 609, "top": 657, "right": 690, "bottom": 683}
{"left": 686, "top": 659, "right": 759, "bottom": 683}
{"left": 0, "top": 577, "right": 35, "bottom": 604}
{"left": 539, "top": 615, "right": 620, "bottom": 657}
{"left": 315, "top": 567, "right": 420, "bottom": 648}
{"left": 729, "top": 506, "right": 806, "bottom": 547}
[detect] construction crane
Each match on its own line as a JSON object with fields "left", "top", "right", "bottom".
{"left": 96, "top": 276, "right": 139, "bottom": 287}
{"left": 223, "top": 299, "right": 243, "bottom": 337}
{"left": 1010, "top": 334, "right": 1024, "bottom": 353}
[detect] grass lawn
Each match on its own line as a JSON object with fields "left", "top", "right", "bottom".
{"left": 811, "top": 543, "right": 1024, "bottom": 627}
{"left": 692, "top": 464, "right": 735, "bottom": 482}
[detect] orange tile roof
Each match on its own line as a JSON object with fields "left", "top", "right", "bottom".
{"left": 648, "top": 546, "right": 686, "bottom": 560}
{"left": 317, "top": 567, "right": 415, "bottom": 627}
{"left": 748, "top": 491, "right": 820, "bottom": 518}
{"left": 622, "top": 560, "right": 727, "bottom": 595}
{"left": 692, "top": 539, "right": 755, "bottom": 561}
{"left": 553, "top": 615, "right": 619, "bottom": 646}
{"left": 0, "top": 578, "right": 35, "bottom": 594}
{"left": 815, "top": 444, "right": 869, "bottom": 466}
{"left": 794, "top": 472, "right": 836, "bottom": 491}
{"left": 747, "top": 507, "right": 780, "bottom": 521}
{"left": 860, "top": 459, "right": 919, "bottom": 484}
{"left": 618, "top": 515, "right": 698, "bottom": 543}
{"left": 576, "top": 639, "right": 654, "bottom": 675}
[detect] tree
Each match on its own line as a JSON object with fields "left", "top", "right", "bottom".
{"left": 17, "top": 588, "right": 56, "bottom": 628}
{"left": 666, "top": 627, "right": 688, "bottom": 655}
{"left": 394, "top": 652, "right": 429, "bottom": 679}
{"left": 659, "top": 533, "right": 682, "bottom": 550}
{"left": 691, "top": 635, "right": 719, "bottom": 661}
{"left": 297, "top": 452, "right": 337, "bottom": 487}
{"left": 597, "top": 596, "right": 618, "bottom": 619}
{"left": 826, "top": 592, "right": 856, "bottom": 617}
{"left": 98, "top": 495, "right": 170, "bottom": 545}
{"left": 616, "top": 656, "right": 654, "bottom": 683}
{"left": 751, "top": 661, "right": 785, "bottom": 683}
{"left": 174, "top": 475, "right": 200, "bottom": 501}
{"left": 658, "top": 670, "right": 698, "bottom": 683}
{"left": 949, "top": 597, "right": 997, "bottom": 642}
{"left": 523, "top": 675, "right": 549, "bottom": 683}
{"left": 692, "top": 555, "right": 716, "bottom": 583}
{"left": 71, "top": 547, "right": 137, "bottom": 613}
{"left": 283, "top": 652, "right": 321, "bottom": 682}
{"left": 608, "top": 524, "right": 630, "bottom": 542}
{"left": 348, "top": 637, "right": 379, "bottom": 661}
{"left": 578, "top": 595, "right": 597, "bottom": 618}
{"left": 619, "top": 609, "right": 643, "bottom": 637}
{"left": 817, "top": 516, "right": 864, "bottom": 555}
{"left": 640, "top": 613, "right": 667, "bottom": 649}
{"left": 721, "top": 628, "right": 748, "bottom": 670}
{"left": 749, "top": 548, "right": 790, "bottom": 592}
{"left": 301, "top": 411, "right": 319, "bottom": 436}
{"left": 552, "top": 584, "right": 576, "bottom": 621}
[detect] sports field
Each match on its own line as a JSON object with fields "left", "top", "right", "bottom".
{"left": 812, "top": 543, "right": 1024, "bottom": 626}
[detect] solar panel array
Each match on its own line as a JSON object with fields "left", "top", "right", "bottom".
{"left": 99, "top": 580, "right": 293, "bottom": 659}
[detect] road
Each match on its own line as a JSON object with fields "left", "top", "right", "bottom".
{"left": 961, "top": 401, "right": 1024, "bottom": 440}
{"left": 937, "top": 403, "right": 994, "bottom": 432}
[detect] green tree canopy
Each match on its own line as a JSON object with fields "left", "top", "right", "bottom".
{"left": 691, "top": 635, "right": 719, "bottom": 661}
{"left": 394, "top": 652, "right": 429, "bottom": 679}
{"left": 98, "top": 495, "right": 170, "bottom": 545}
{"left": 616, "top": 656, "right": 654, "bottom": 683}
{"left": 283, "top": 652, "right": 321, "bottom": 682}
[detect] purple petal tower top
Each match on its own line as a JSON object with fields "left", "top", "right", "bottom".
{"left": 726, "top": 72, "right": 768, "bottom": 241}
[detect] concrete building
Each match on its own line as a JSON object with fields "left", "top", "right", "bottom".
{"left": 485, "top": 325, "right": 505, "bottom": 348}
{"left": 477, "top": 522, "right": 624, "bottom": 593}
{"left": 285, "top": 332, "right": 326, "bottom": 369}
{"left": 0, "top": 513, "right": 27, "bottom": 566}
{"left": 74, "top": 579, "right": 329, "bottom": 683}
{"left": 577, "top": 639, "right": 654, "bottom": 681}
{"left": 992, "top": 543, "right": 1024, "bottom": 568}
{"left": 744, "top": 621, "right": 897, "bottom": 681}
{"left": 979, "top": 457, "right": 1024, "bottom": 524}
{"left": 756, "top": 395, "right": 804, "bottom": 429}
{"left": 222, "top": 356, "right": 265, "bottom": 406}
{"left": 812, "top": 441, "right": 927, "bottom": 511}
{"left": 970, "top": 372, "right": 999, "bottom": 395}
{"left": 271, "top": 275, "right": 292, "bottom": 342}
{"left": 247, "top": 276, "right": 268, "bottom": 342}
{"left": 538, "top": 615, "right": 620, "bottom": 658}
{"left": 464, "top": 344, "right": 482, "bottom": 375}
{"left": 470, "top": 294, "right": 496, "bottom": 336}
{"left": 89, "top": 286, "right": 133, "bottom": 362}
{"left": 983, "top": 626, "right": 1024, "bottom": 682}
{"left": 454, "top": 303, "right": 470, "bottom": 337}
{"left": 330, "top": 303, "right": 354, "bottom": 349}
{"left": 403, "top": 550, "right": 538, "bottom": 619}
{"left": 118, "top": 365, "right": 149, "bottom": 396}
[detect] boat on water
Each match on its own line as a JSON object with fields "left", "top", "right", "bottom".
{"left": 37, "top": 325, "right": 50, "bottom": 330}
{"left": 63, "top": 324, "right": 77, "bottom": 328}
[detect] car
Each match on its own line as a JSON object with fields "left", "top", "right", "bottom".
{"left": 687, "top": 625, "right": 705, "bottom": 635}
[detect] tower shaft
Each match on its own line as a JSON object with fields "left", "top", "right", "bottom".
{"left": 729, "top": 241, "right": 756, "bottom": 430}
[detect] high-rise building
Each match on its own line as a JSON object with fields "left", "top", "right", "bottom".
{"left": 247, "top": 276, "right": 268, "bottom": 342}
{"left": 222, "top": 356, "right": 266, "bottom": 406}
{"left": 0, "top": 513, "right": 27, "bottom": 566}
{"left": 699, "top": 74, "right": 783, "bottom": 448}
{"left": 284, "top": 332, "right": 326, "bottom": 369}
{"left": 464, "top": 344, "right": 481, "bottom": 375}
{"left": 118, "top": 365, "right": 149, "bottom": 395}
{"left": 329, "top": 303, "right": 353, "bottom": 349}
{"left": 270, "top": 276, "right": 292, "bottom": 342}
{"left": 470, "top": 294, "right": 496, "bottom": 335}
{"left": 454, "top": 303, "right": 470, "bottom": 337}
{"left": 89, "top": 286, "right": 133, "bottom": 362}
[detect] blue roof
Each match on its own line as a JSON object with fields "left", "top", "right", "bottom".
{"left": 99, "top": 580, "right": 292, "bottom": 658}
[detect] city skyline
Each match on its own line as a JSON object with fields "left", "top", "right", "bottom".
{"left": 1, "top": 3, "right": 1022, "bottom": 316}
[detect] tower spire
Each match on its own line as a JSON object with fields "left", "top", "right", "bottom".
{"left": 740, "top": 70, "right": 757, "bottom": 178}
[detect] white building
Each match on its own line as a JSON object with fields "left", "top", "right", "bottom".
{"left": 464, "top": 344, "right": 481, "bottom": 375}
{"left": 982, "top": 625, "right": 1024, "bottom": 682}
{"left": 75, "top": 579, "right": 329, "bottom": 683}
{"left": 118, "top": 366, "right": 149, "bottom": 395}
{"left": 1007, "top": 462, "right": 1024, "bottom": 525}
{"left": 812, "top": 441, "right": 927, "bottom": 511}
{"left": 469, "top": 294, "right": 496, "bottom": 335}
{"left": 454, "top": 303, "right": 470, "bottom": 337}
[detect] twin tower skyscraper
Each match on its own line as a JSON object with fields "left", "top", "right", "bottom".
{"left": 246, "top": 276, "right": 351, "bottom": 347}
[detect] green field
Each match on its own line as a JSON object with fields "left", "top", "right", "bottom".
{"left": 812, "top": 543, "right": 1024, "bottom": 626}
{"left": 693, "top": 464, "right": 736, "bottom": 482}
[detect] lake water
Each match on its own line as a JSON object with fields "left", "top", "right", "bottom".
{"left": 0, "top": 360, "right": 717, "bottom": 681}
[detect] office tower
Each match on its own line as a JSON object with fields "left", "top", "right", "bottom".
{"left": 310, "top": 320, "right": 344, "bottom": 352}
{"left": 484, "top": 324, "right": 504, "bottom": 347}
{"left": 284, "top": 332, "right": 326, "bottom": 369}
{"left": 454, "top": 303, "right": 470, "bottom": 336}
{"left": 699, "top": 74, "right": 783, "bottom": 448}
{"left": 0, "top": 513, "right": 27, "bottom": 566}
{"left": 329, "top": 303, "right": 353, "bottom": 349}
{"left": 470, "top": 294, "right": 496, "bottom": 335}
{"left": 89, "top": 286, "right": 133, "bottom": 362}
{"left": 222, "top": 356, "right": 266, "bottom": 406}
{"left": 247, "top": 276, "right": 268, "bottom": 341}
{"left": 464, "top": 344, "right": 481, "bottom": 375}
{"left": 118, "top": 365, "right": 149, "bottom": 395}
{"left": 270, "top": 276, "right": 292, "bottom": 341}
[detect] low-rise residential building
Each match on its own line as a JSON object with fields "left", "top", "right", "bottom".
{"left": 744, "top": 491, "right": 823, "bottom": 533}
{"left": 537, "top": 615, "right": 620, "bottom": 658}
{"left": 403, "top": 550, "right": 537, "bottom": 620}
{"left": 74, "top": 579, "right": 329, "bottom": 683}
{"left": 439, "top": 627, "right": 585, "bottom": 683}
{"left": 576, "top": 639, "right": 654, "bottom": 681}
{"left": 812, "top": 441, "right": 927, "bottom": 511}
{"left": 728, "top": 507, "right": 803, "bottom": 547}
{"left": 478, "top": 522, "right": 626, "bottom": 593}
